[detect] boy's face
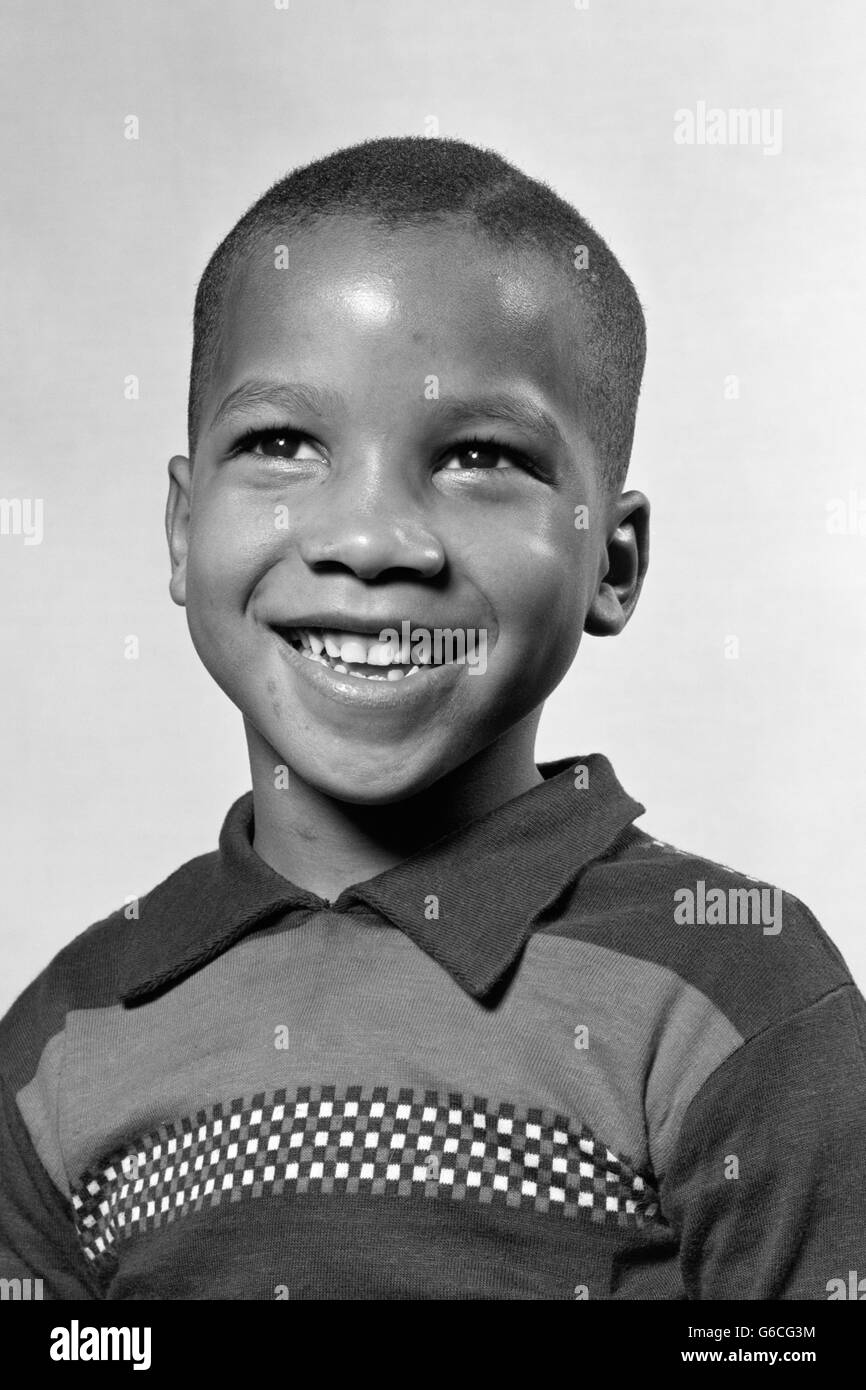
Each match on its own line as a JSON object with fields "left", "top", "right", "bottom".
{"left": 167, "top": 217, "right": 647, "bottom": 804}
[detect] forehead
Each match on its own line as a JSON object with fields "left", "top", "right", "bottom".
{"left": 207, "top": 217, "right": 592, "bottom": 430}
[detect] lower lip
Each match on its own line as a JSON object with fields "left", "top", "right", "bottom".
{"left": 272, "top": 632, "right": 468, "bottom": 711}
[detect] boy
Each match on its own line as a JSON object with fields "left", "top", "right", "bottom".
{"left": 1, "top": 137, "right": 864, "bottom": 1301}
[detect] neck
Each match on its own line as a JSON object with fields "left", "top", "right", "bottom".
{"left": 246, "top": 719, "right": 545, "bottom": 902}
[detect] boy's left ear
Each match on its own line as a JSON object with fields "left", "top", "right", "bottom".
{"left": 583, "top": 490, "right": 650, "bottom": 636}
{"left": 165, "top": 455, "right": 192, "bottom": 607}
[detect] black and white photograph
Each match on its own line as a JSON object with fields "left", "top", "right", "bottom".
{"left": 1, "top": 0, "right": 864, "bottom": 1345}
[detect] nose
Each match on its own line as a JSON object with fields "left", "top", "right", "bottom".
{"left": 297, "top": 466, "right": 446, "bottom": 581}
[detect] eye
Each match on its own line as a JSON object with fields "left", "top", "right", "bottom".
{"left": 234, "top": 428, "right": 325, "bottom": 463}
{"left": 439, "top": 440, "right": 527, "bottom": 475}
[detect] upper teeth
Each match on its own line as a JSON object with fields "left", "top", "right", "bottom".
{"left": 293, "top": 628, "right": 422, "bottom": 667}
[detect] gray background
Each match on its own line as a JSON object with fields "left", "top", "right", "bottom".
{"left": 1, "top": 0, "right": 864, "bottom": 1009}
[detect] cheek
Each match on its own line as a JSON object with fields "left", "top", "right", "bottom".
{"left": 186, "top": 488, "right": 274, "bottom": 614}
{"left": 485, "top": 514, "right": 589, "bottom": 658}
{"left": 182, "top": 496, "right": 268, "bottom": 678}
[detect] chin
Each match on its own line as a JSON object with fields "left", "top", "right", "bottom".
{"left": 284, "top": 743, "right": 454, "bottom": 807}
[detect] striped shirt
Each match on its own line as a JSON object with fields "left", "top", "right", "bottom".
{"left": 1, "top": 753, "right": 864, "bottom": 1300}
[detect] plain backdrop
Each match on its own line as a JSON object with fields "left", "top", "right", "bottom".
{"left": 1, "top": 0, "right": 864, "bottom": 1012}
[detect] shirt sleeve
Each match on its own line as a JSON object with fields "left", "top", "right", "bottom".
{"left": 0, "top": 1073, "right": 100, "bottom": 1298}
{"left": 660, "top": 983, "right": 866, "bottom": 1299}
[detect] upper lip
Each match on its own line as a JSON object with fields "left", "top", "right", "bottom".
{"left": 271, "top": 613, "right": 474, "bottom": 635}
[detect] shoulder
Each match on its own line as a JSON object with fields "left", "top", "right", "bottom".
{"left": 548, "top": 822, "right": 856, "bottom": 1044}
{"left": 0, "top": 848, "right": 220, "bottom": 1087}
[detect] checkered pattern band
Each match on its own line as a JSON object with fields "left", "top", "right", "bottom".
{"left": 71, "top": 1086, "right": 661, "bottom": 1265}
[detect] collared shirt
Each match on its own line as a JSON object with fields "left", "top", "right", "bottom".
{"left": 1, "top": 753, "right": 864, "bottom": 1300}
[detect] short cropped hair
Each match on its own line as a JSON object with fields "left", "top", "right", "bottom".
{"left": 188, "top": 136, "right": 646, "bottom": 488}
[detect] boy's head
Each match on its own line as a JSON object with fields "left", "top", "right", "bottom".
{"left": 187, "top": 137, "right": 645, "bottom": 483}
{"left": 166, "top": 137, "right": 650, "bottom": 805}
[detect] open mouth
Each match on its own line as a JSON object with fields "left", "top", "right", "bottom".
{"left": 276, "top": 626, "right": 470, "bottom": 682}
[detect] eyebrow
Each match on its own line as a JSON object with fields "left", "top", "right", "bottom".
{"left": 207, "top": 379, "right": 569, "bottom": 452}
{"left": 207, "top": 379, "right": 349, "bottom": 433}
{"left": 426, "top": 393, "right": 569, "bottom": 451}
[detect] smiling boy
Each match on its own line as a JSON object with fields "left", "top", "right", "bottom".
{"left": 1, "top": 138, "right": 864, "bottom": 1301}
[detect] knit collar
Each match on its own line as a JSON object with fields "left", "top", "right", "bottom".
{"left": 120, "top": 754, "right": 643, "bottom": 1005}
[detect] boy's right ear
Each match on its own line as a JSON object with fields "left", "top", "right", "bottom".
{"left": 165, "top": 455, "right": 192, "bottom": 607}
